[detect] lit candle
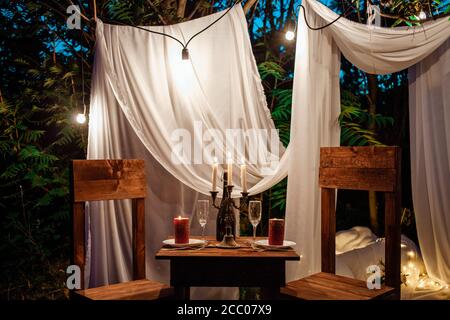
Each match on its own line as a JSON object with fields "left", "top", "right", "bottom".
{"left": 240, "top": 157, "right": 247, "bottom": 193}
{"left": 211, "top": 158, "right": 218, "bottom": 192}
{"left": 227, "top": 155, "right": 233, "bottom": 186}
{"left": 173, "top": 216, "right": 190, "bottom": 244}
{"left": 268, "top": 218, "right": 285, "bottom": 245}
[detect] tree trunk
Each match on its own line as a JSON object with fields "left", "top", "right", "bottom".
{"left": 286, "top": 0, "right": 295, "bottom": 23}
{"left": 367, "top": 73, "right": 379, "bottom": 234}
{"left": 177, "top": 0, "right": 187, "bottom": 18}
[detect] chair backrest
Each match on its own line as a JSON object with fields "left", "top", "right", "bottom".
{"left": 70, "top": 159, "right": 147, "bottom": 289}
{"left": 319, "top": 146, "right": 401, "bottom": 293}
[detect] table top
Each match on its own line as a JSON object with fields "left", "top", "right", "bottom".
{"left": 155, "top": 236, "right": 300, "bottom": 261}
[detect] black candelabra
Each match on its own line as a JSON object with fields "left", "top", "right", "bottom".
{"left": 210, "top": 172, "right": 249, "bottom": 248}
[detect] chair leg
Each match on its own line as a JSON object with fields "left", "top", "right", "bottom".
{"left": 175, "top": 286, "right": 190, "bottom": 300}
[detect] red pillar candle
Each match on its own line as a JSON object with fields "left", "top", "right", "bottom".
{"left": 174, "top": 216, "right": 190, "bottom": 244}
{"left": 268, "top": 218, "right": 285, "bottom": 245}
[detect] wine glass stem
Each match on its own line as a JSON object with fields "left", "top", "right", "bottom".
{"left": 201, "top": 226, "right": 205, "bottom": 240}
{"left": 253, "top": 225, "right": 256, "bottom": 242}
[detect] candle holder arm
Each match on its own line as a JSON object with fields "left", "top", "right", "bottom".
{"left": 231, "top": 192, "right": 249, "bottom": 214}
{"left": 210, "top": 191, "right": 220, "bottom": 209}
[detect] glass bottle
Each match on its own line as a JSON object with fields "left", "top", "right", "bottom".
{"left": 216, "top": 171, "right": 236, "bottom": 241}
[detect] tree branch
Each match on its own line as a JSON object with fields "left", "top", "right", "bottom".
{"left": 40, "top": 21, "right": 91, "bottom": 69}
{"left": 248, "top": 0, "right": 260, "bottom": 26}
{"left": 368, "top": 0, "right": 450, "bottom": 24}
{"left": 147, "top": 0, "right": 168, "bottom": 25}
{"left": 177, "top": 0, "right": 187, "bottom": 18}
{"left": 244, "top": 0, "right": 259, "bottom": 15}
{"left": 187, "top": 0, "right": 205, "bottom": 20}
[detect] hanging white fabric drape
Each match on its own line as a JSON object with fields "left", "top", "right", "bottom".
{"left": 285, "top": 1, "right": 341, "bottom": 280}
{"left": 409, "top": 38, "right": 450, "bottom": 284}
{"left": 87, "top": 4, "right": 288, "bottom": 298}
{"left": 306, "top": 0, "right": 450, "bottom": 75}
{"left": 287, "top": 0, "right": 450, "bottom": 282}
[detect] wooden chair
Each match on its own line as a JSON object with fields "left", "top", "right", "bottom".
{"left": 70, "top": 159, "right": 173, "bottom": 300}
{"left": 281, "top": 147, "right": 401, "bottom": 300}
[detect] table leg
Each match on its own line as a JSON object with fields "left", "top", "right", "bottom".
{"left": 175, "top": 286, "right": 190, "bottom": 300}
{"left": 260, "top": 286, "right": 280, "bottom": 300}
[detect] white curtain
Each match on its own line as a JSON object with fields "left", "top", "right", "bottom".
{"left": 286, "top": 0, "right": 450, "bottom": 282}
{"left": 87, "top": 5, "right": 288, "bottom": 298}
{"left": 285, "top": 1, "right": 341, "bottom": 279}
{"left": 409, "top": 38, "right": 450, "bottom": 284}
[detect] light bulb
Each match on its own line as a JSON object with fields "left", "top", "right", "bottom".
{"left": 285, "top": 30, "right": 295, "bottom": 41}
{"left": 418, "top": 11, "right": 427, "bottom": 20}
{"left": 182, "top": 47, "right": 189, "bottom": 60}
{"left": 76, "top": 113, "right": 86, "bottom": 124}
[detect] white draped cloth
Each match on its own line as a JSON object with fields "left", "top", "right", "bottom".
{"left": 410, "top": 38, "right": 450, "bottom": 284}
{"left": 287, "top": 0, "right": 450, "bottom": 288}
{"left": 87, "top": 5, "right": 289, "bottom": 298}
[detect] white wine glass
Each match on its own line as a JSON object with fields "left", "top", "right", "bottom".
{"left": 197, "top": 200, "right": 209, "bottom": 241}
{"left": 248, "top": 200, "right": 262, "bottom": 243}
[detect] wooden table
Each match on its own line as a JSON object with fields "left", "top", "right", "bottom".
{"left": 155, "top": 237, "right": 300, "bottom": 300}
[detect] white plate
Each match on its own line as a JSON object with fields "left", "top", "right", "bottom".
{"left": 162, "top": 239, "right": 206, "bottom": 247}
{"left": 254, "top": 239, "right": 296, "bottom": 249}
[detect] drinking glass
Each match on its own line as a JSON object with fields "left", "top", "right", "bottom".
{"left": 248, "top": 200, "right": 262, "bottom": 242}
{"left": 197, "top": 200, "right": 209, "bottom": 240}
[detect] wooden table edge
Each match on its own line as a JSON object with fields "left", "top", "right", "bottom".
{"left": 155, "top": 236, "right": 300, "bottom": 261}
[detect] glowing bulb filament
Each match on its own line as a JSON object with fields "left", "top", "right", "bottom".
{"left": 285, "top": 30, "right": 295, "bottom": 41}
{"left": 418, "top": 11, "right": 427, "bottom": 20}
{"left": 76, "top": 113, "right": 86, "bottom": 124}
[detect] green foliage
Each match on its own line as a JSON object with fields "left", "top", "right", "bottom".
{"left": 0, "top": 93, "right": 74, "bottom": 299}
{"left": 105, "top": 0, "right": 135, "bottom": 23}
{"left": 339, "top": 91, "right": 394, "bottom": 146}
{"left": 257, "top": 58, "right": 293, "bottom": 220}
{"left": 271, "top": 89, "right": 292, "bottom": 146}
{"left": 258, "top": 59, "right": 292, "bottom": 147}
{"left": 342, "top": 0, "right": 450, "bottom": 27}
{"left": 269, "top": 178, "right": 288, "bottom": 212}
{"left": 258, "top": 61, "right": 286, "bottom": 81}
{"left": 1, "top": 1, "right": 87, "bottom": 299}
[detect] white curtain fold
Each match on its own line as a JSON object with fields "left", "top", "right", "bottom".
{"left": 286, "top": 0, "right": 450, "bottom": 282}
{"left": 306, "top": 0, "right": 450, "bottom": 75}
{"left": 409, "top": 38, "right": 450, "bottom": 284}
{"left": 285, "top": 1, "right": 341, "bottom": 280}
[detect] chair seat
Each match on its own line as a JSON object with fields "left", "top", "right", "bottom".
{"left": 73, "top": 279, "right": 174, "bottom": 300}
{"left": 281, "top": 272, "right": 396, "bottom": 300}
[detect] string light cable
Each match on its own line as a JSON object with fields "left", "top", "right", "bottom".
{"left": 100, "top": 0, "right": 244, "bottom": 60}
{"left": 299, "top": 4, "right": 348, "bottom": 31}
{"left": 286, "top": 3, "right": 352, "bottom": 40}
